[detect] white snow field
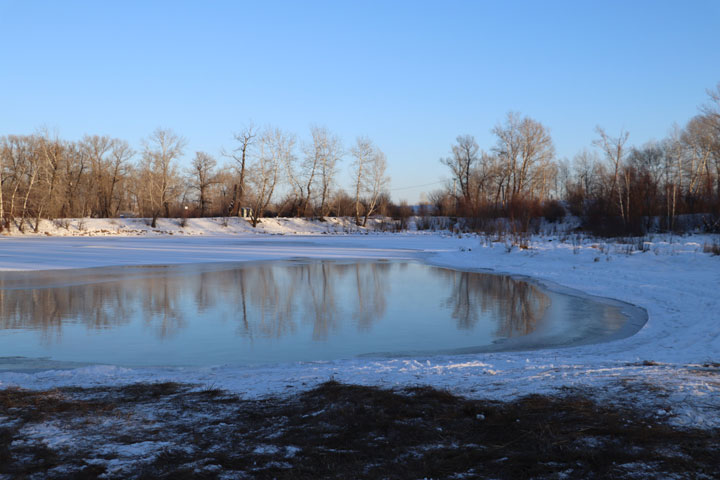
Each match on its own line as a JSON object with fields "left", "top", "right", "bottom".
{"left": 0, "top": 217, "right": 718, "bottom": 429}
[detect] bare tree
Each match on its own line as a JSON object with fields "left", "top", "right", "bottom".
{"left": 351, "top": 137, "right": 389, "bottom": 226}
{"left": 34, "top": 132, "right": 66, "bottom": 231}
{"left": 308, "top": 126, "right": 343, "bottom": 217}
{"left": 330, "top": 189, "right": 355, "bottom": 217}
{"left": 188, "top": 151, "right": 218, "bottom": 216}
{"left": 441, "top": 135, "right": 479, "bottom": 206}
{"left": 2, "top": 136, "right": 27, "bottom": 227}
{"left": 362, "top": 148, "right": 389, "bottom": 226}
{"left": 297, "top": 126, "right": 343, "bottom": 217}
{"left": 351, "top": 137, "right": 374, "bottom": 225}
{"left": 701, "top": 84, "right": 720, "bottom": 200}
{"left": 140, "top": 128, "right": 186, "bottom": 227}
{"left": 224, "top": 124, "right": 257, "bottom": 216}
{"left": 59, "top": 141, "right": 88, "bottom": 218}
{"left": 282, "top": 145, "right": 304, "bottom": 216}
{"left": 700, "top": 82, "right": 720, "bottom": 132}
{"left": 106, "top": 140, "right": 133, "bottom": 216}
{"left": 80, "top": 135, "right": 113, "bottom": 217}
{"left": 593, "top": 126, "right": 630, "bottom": 224}
{"left": 0, "top": 137, "right": 8, "bottom": 228}
{"left": 493, "top": 112, "right": 555, "bottom": 209}
{"left": 572, "top": 149, "right": 600, "bottom": 195}
{"left": 703, "top": 87, "right": 720, "bottom": 202}
{"left": 681, "top": 116, "right": 715, "bottom": 205}
{"left": 248, "top": 127, "right": 294, "bottom": 227}
{"left": 662, "top": 129, "right": 684, "bottom": 230}
{"left": 299, "top": 130, "right": 321, "bottom": 217}
{"left": 5, "top": 136, "right": 43, "bottom": 228}
{"left": 208, "top": 169, "right": 235, "bottom": 216}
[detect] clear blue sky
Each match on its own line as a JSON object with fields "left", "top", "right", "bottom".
{"left": 1, "top": 0, "right": 719, "bottom": 203}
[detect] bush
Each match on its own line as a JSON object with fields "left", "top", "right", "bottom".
{"left": 702, "top": 215, "right": 720, "bottom": 233}
{"left": 542, "top": 200, "right": 566, "bottom": 223}
{"left": 416, "top": 216, "right": 433, "bottom": 230}
{"left": 703, "top": 240, "right": 720, "bottom": 256}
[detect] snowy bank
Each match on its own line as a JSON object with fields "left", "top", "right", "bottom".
{"left": 0, "top": 215, "right": 397, "bottom": 237}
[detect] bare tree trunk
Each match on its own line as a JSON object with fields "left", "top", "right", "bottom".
{"left": 9, "top": 178, "right": 21, "bottom": 226}
{"left": 20, "top": 166, "right": 38, "bottom": 232}
{"left": 302, "top": 175, "right": 315, "bottom": 218}
{"left": 320, "top": 183, "right": 329, "bottom": 218}
{"left": 354, "top": 163, "right": 363, "bottom": 226}
{"left": 229, "top": 184, "right": 239, "bottom": 216}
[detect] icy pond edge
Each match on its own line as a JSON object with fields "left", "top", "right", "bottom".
{"left": 0, "top": 254, "right": 648, "bottom": 370}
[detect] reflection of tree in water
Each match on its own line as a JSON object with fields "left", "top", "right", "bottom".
{"left": 442, "top": 270, "right": 549, "bottom": 337}
{"left": 138, "top": 278, "right": 187, "bottom": 339}
{"left": 0, "top": 283, "right": 136, "bottom": 343}
{"left": 245, "top": 266, "right": 298, "bottom": 339}
{"left": 351, "top": 262, "right": 390, "bottom": 331}
{"left": 163, "top": 267, "right": 299, "bottom": 340}
{"left": 229, "top": 261, "right": 387, "bottom": 339}
{"left": 296, "top": 263, "right": 339, "bottom": 340}
{"left": 0, "top": 261, "right": 391, "bottom": 341}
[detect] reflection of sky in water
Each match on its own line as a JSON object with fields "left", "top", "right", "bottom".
{"left": 0, "top": 262, "right": 626, "bottom": 367}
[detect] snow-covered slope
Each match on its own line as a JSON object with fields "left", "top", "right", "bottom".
{"left": 0, "top": 216, "right": 397, "bottom": 237}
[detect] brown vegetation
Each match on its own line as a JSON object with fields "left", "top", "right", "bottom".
{"left": 1, "top": 381, "right": 717, "bottom": 479}
{"left": 435, "top": 84, "right": 720, "bottom": 236}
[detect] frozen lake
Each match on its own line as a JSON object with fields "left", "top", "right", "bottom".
{"left": 0, "top": 260, "right": 643, "bottom": 367}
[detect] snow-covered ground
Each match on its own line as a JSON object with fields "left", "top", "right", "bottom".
{"left": 1, "top": 218, "right": 719, "bottom": 430}
{"left": 1, "top": 215, "right": 394, "bottom": 237}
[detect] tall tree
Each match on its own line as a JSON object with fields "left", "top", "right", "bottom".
{"left": 362, "top": 148, "right": 389, "bottom": 226}
{"left": 351, "top": 137, "right": 389, "bottom": 226}
{"left": 308, "top": 126, "right": 343, "bottom": 217}
{"left": 189, "top": 151, "right": 218, "bottom": 216}
{"left": 492, "top": 112, "right": 555, "bottom": 208}
{"left": 299, "top": 130, "right": 321, "bottom": 217}
{"left": 248, "top": 127, "right": 294, "bottom": 227}
{"left": 34, "top": 132, "right": 65, "bottom": 231}
{"left": 140, "top": 128, "right": 186, "bottom": 227}
{"left": 680, "top": 117, "right": 715, "bottom": 202}
{"left": 106, "top": 140, "right": 133, "bottom": 217}
{"left": 225, "top": 124, "right": 257, "bottom": 216}
{"left": 81, "top": 135, "right": 113, "bottom": 217}
{"left": 441, "top": 135, "right": 479, "bottom": 206}
{"left": 0, "top": 137, "right": 7, "bottom": 228}
{"left": 351, "top": 137, "right": 374, "bottom": 226}
{"left": 704, "top": 86, "right": 720, "bottom": 203}
{"left": 593, "top": 127, "right": 630, "bottom": 225}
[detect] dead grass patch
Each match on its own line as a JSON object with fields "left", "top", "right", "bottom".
{"left": 0, "top": 381, "right": 717, "bottom": 479}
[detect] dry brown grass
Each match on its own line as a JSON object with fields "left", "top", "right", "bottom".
{"left": 1, "top": 381, "right": 718, "bottom": 479}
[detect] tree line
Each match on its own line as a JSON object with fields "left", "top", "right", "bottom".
{"left": 435, "top": 83, "right": 720, "bottom": 235}
{"left": 0, "top": 125, "right": 389, "bottom": 231}
{"left": 2, "top": 83, "right": 719, "bottom": 236}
